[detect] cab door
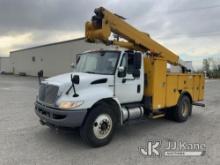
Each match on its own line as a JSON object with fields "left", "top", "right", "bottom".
{"left": 115, "top": 52, "right": 144, "bottom": 104}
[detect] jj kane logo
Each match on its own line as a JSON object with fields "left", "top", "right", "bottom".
{"left": 139, "top": 139, "right": 206, "bottom": 157}
{"left": 139, "top": 140, "right": 162, "bottom": 157}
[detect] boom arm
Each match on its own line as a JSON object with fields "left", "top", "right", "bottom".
{"left": 85, "top": 7, "right": 182, "bottom": 66}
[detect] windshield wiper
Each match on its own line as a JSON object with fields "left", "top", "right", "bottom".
{"left": 85, "top": 71, "right": 97, "bottom": 74}
{"left": 85, "top": 71, "right": 112, "bottom": 75}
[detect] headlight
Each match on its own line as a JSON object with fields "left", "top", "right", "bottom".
{"left": 58, "top": 101, "right": 84, "bottom": 110}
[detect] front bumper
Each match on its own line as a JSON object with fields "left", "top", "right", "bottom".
{"left": 35, "top": 101, "right": 87, "bottom": 128}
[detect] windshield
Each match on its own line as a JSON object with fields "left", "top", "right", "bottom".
{"left": 75, "top": 51, "right": 120, "bottom": 75}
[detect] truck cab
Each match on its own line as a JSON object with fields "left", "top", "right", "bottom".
{"left": 35, "top": 50, "right": 145, "bottom": 146}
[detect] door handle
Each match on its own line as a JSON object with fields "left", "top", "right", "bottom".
{"left": 137, "top": 84, "right": 141, "bottom": 93}
{"left": 122, "top": 78, "right": 135, "bottom": 83}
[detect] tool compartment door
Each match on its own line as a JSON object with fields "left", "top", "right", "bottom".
{"left": 166, "top": 75, "right": 178, "bottom": 107}
{"left": 151, "top": 59, "right": 166, "bottom": 109}
{"left": 193, "top": 76, "right": 200, "bottom": 101}
{"left": 199, "top": 75, "right": 205, "bottom": 100}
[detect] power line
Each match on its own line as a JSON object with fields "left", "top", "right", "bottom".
{"left": 154, "top": 31, "right": 220, "bottom": 39}
{"left": 168, "top": 4, "right": 220, "bottom": 13}
{"left": 152, "top": 4, "right": 220, "bottom": 14}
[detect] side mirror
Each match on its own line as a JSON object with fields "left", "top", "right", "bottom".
{"left": 118, "top": 66, "right": 126, "bottom": 78}
{"left": 134, "top": 52, "right": 141, "bottom": 69}
{"left": 132, "top": 69, "right": 140, "bottom": 78}
{"left": 37, "top": 70, "right": 43, "bottom": 85}
{"left": 71, "top": 75, "right": 80, "bottom": 84}
{"left": 38, "top": 70, "right": 43, "bottom": 77}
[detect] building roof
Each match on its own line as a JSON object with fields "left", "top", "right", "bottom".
{"left": 10, "top": 37, "right": 85, "bottom": 53}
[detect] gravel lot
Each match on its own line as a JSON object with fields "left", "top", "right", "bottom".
{"left": 0, "top": 75, "right": 219, "bottom": 165}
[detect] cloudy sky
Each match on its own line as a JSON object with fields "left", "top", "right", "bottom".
{"left": 0, "top": 0, "right": 220, "bottom": 69}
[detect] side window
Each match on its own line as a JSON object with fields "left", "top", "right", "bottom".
{"left": 121, "top": 53, "right": 128, "bottom": 68}
{"left": 121, "top": 53, "right": 135, "bottom": 74}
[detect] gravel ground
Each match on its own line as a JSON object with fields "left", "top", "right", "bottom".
{"left": 0, "top": 75, "right": 219, "bottom": 165}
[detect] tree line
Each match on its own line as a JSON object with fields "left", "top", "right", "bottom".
{"left": 202, "top": 58, "right": 220, "bottom": 78}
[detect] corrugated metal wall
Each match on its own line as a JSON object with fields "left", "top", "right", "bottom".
{"left": 10, "top": 38, "right": 113, "bottom": 77}
{"left": 0, "top": 57, "right": 11, "bottom": 73}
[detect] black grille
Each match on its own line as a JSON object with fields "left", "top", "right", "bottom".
{"left": 38, "top": 84, "right": 59, "bottom": 104}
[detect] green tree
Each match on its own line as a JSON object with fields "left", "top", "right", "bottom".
{"left": 203, "top": 59, "right": 210, "bottom": 72}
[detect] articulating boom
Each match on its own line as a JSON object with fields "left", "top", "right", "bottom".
{"left": 85, "top": 7, "right": 185, "bottom": 66}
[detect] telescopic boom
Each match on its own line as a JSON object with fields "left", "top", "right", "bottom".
{"left": 85, "top": 7, "right": 187, "bottom": 67}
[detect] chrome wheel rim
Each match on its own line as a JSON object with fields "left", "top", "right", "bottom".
{"left": 93, "top": 114, "right": 112, "bottom": 139}
{"left": 182, "top": 101, "right": 189, "bottom": 117}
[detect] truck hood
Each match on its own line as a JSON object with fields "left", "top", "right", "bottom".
{"left": 42, "top": 72, "right": 114, "bottom": 96}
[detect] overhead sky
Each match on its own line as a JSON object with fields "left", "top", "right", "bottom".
{"left": 0, "top": 0, "right": 220, "bottom": 69}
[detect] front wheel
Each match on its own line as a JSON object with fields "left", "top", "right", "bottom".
{"left": 80, "top": 102, "right": 116, "bottom": 147}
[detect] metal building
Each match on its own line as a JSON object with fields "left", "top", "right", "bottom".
{"left": 0, "top": 57, "right": 11, "bottom": 73}
{"left": 10, "top": 37, "right": 112, "bottom": 77}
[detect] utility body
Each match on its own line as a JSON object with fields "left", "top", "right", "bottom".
{"left": 35, "top": 7, "right": 205, "bottom": 147}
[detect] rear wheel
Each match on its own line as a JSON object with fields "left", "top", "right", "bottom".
{"left": 80, "top": 102, "right": 116, "bottom": 147}
{"left": 173, "top": 95, "right": 192, "bottom": 122}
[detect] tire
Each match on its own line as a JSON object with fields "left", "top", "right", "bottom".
{"left": 173, "top": 95, "right": 192, "bottom": 122}
{"left": 80, "top": 102, "right": 116, "bottom": 147}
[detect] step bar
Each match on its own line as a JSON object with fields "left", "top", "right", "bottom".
{"left": 192, "top": 102, "right": 205, "bottom": 107}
